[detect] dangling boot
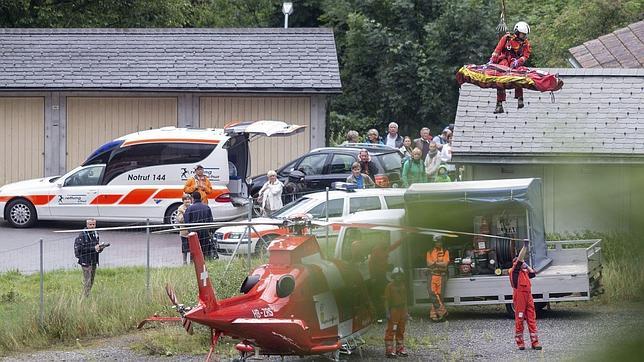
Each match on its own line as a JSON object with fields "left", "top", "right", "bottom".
{"left": 494, "top": 102, "right": 504, "bottom": 114}
{"left": 517, "top": 97, "right": 525, "bottom": 109}
{"left": 530, "top": 333, "right": 542, "bottom": 350}
{"left": 515, "top": 334, "right": 525, "bottom": 350}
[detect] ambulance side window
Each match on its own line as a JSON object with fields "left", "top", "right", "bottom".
{"left": 103, "top": 143, "right": 215, "bottom": 184}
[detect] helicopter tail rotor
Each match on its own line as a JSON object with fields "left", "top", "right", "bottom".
{"left": 165, "top": 284, "right": 194, "bottom": 335}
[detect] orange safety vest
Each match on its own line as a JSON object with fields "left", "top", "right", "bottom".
{"left": 183, "top": 176, "right": 213, "bottom": 204}
{"left": 426, "top": 247, "right": 450, "bottom": 275}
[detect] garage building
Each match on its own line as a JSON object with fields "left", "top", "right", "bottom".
{"left": 0, "top": 28, "right": 341, "bottom": 186}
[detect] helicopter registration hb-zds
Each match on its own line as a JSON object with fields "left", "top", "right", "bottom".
{"left": 178, "top": 225, "right": 375, "bottom": 360}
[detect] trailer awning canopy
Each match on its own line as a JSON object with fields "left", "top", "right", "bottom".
{"left": 404, "top": 178, "right": 550, "bottom": 271}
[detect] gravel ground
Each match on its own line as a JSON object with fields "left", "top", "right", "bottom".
{"left": 2, "top": 302, "right": 642, "bottom": 362}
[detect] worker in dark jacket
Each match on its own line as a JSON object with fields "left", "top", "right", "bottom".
{"left": 509, "top": 242, "right": 542, "bottom": 350}
{"left": 76, "top": 218, "right": 109, "bottom": 297}
{"left": 184, "top": 191, "right": 217, "bottom": 259}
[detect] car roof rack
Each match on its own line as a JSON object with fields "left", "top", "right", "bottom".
{"left": 339, "top": 143, "right": 400, "bottom": 152}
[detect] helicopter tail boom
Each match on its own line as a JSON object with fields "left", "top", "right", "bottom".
{"left": 188, "top": 232, "right": 219, "bottom": 312}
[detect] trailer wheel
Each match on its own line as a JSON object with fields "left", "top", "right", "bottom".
{"left": 535, "top": 302, "right": 548, "bottom": 312}
{"left": 506, "top": 301, "right": 548, "bottom": 317}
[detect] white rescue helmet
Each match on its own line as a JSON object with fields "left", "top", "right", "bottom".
{"left": 514, "top": 21, "right": 530, "bottom": 36}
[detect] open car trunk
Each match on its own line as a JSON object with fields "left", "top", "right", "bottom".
{"left": 224, "top": 120, "right": 306, "bottom": 207}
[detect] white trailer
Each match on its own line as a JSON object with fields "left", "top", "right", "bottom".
{"left": 334, "top": 179, "right": 603, "bottom": 314}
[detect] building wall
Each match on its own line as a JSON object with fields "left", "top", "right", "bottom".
{"left": 466, "top": 163, "right": 641, "bottom": 234}
{"left": 0, "top": 91, "right": 327, "bottom": 186}
{"left": 199, "top": 95, "right": 313, "bottom": 177}
{"left": 0, "top": 97, "right": 44, "bottom": 186}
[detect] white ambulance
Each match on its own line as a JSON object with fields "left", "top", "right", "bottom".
{"left": 0, "top": 121, "right": 304, "bottom": 228}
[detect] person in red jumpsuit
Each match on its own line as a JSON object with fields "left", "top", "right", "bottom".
{"left": 509, "top": 242, "right": 542, "bottom": 350}
{"left": 489, "top": 21, "right": 532, "bottom": 114}
{"left": 384, "top": 267, "right": 408, "bottom": 358}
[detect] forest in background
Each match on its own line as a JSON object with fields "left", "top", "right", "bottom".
{"left": 0, "top": 0, "right": 641, "bottom": 141}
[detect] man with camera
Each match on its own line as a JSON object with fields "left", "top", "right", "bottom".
{"left": 75, "top": 218, "right": 109, "bottom": 297}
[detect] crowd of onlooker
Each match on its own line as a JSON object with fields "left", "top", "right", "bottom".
{"left": 342, "top": 122, "right": 455, "bottom": 188}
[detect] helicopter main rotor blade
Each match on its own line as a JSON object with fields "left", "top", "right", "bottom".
{"left": 151, "top": 220, "right": 287, "bottom": 234}
{"left": 311, "top": 220, "right": 530, "bottom": 242}
{"left": 52, "top": 221, "right": 220, "bottom": 234}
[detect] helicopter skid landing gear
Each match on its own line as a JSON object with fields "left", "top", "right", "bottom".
{"left": 340, "top": 335, "right": 365, "bottom": 358}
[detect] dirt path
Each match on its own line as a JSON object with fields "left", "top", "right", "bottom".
{"left": 2, "top": 303, "right": 642, "bottom": 361}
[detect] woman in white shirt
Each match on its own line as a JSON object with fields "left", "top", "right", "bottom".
{"left": 259, "top": 170, "right": 284, "bottom": 216}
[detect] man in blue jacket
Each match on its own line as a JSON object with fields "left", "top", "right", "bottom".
{"left": 184, "top": 191, "right": 217, "bottom": 259}
{"left": 76, "top": 218, "right": 109, "bottom": 297}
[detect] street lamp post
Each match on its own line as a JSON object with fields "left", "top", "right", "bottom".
{"left": 282, "top": 2, "right": 293, "bottom": 29}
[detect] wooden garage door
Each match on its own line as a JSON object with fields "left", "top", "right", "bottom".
{"left": 200, "top": 96, "right": 311, "bottom": 177}
{"left": 0, "top": 97, "right": 44, "bottom": 186}
{"left": 66, "top": 97, "right": 178, "bottom": 168}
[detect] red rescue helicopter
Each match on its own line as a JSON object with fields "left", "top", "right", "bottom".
{"left": 147, "top": 216, "right": 437, "bottom": 360}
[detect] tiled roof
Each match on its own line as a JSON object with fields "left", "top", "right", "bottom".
{"left": 568, "top": 20, "right": 643, "bottom": 68}
{"left": 453, "top": 68, "right": 644, "bottom": 162}
{"left": 0, "top": 28, "right": 341, "bottom": 92}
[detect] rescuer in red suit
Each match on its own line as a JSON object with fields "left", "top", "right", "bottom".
{"left": 509, "top": 241, "right": 542, "bottom": 350}
{"left": 489, "top": 21, "right": 532, "bottom": 114}
{"left": 384, "top": 267, "right": 408, "bottom": 358}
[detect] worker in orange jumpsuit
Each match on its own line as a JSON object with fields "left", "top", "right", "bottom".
{"left": 183, "top": 164, "right": 213, "bottom": 204}
{"left": 369, "top": 238, "right": 403, "bottom": 323}
{"left": 509, "top": 242, "right": 542, "bottom": 350}
{"left": 384, "top": 267, "right": 408, "bottom": 358}
{"left": 489, "top": 21, "right": 532, "bottom": 114}
{"left": 426, "top": 235, "right": 449, "bottom": 321}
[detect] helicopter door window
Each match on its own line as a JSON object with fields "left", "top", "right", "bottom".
{"left": 349, "top": 196, "right": 382, "bottom": 213}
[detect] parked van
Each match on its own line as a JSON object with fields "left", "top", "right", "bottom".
{"left": 0, "top": 121, "right": 304, "bottom": 227}
{"left": 334, "top": 179, "right": 603, "bottom": 315}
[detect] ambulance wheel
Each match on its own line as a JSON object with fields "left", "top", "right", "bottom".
{"left": 5, "top": 198, "right": 37, "bottom": 228}
{"left": 164, "top": 203, "right": 181, "bottom": 224}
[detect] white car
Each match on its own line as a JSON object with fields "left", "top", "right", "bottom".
{"left": 0, "top": 121, "right": 304, "bottom": 228}
{"left": 215, "top": 187, "right": 406, "bottom": 256}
